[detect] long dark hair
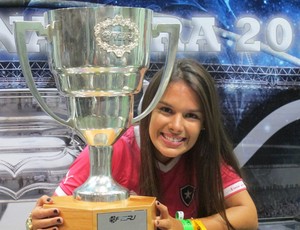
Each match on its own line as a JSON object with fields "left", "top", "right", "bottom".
{"left": 139, "top": 59, "right": 242, "bottom": 229}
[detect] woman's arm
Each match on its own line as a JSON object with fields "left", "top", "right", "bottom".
{"left": 154, "top": 190, "right": 258, "bottom": 230}
{"left": 201, "top": 190, "right": 258, "bottom": 230}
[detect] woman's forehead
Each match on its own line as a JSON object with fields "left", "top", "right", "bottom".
{"left": 162, "top": 81, "right": 202, "bottom": 109}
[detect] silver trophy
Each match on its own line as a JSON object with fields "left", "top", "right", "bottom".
{"left": 14, "top": 5, "right": 179, "bottom": 205}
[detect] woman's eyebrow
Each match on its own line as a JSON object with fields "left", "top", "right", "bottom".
{"left": 158, "top": 101, "right": 203, "bottom": 113}
{"left": 157, "top": 101, "right": 170, "bottom": 106}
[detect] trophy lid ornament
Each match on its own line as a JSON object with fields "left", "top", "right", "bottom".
{"left": 94, "top": 15, "right": 140, "bottom": 57}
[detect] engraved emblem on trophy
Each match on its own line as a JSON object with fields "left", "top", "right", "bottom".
{"left": 15, "top": 6, "right": 179, "bottom": 230}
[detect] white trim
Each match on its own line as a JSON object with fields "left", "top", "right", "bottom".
{"left": 54, "top": 186, "right": 67, "bottom": 196}
{"left": 223, "top": 181, "right": 246, "bottom": 198}
{"left": 137, "top": 80, "right": 150, "bottom": 115}
{"left": 157, "top": 156, "right": 181, "bottom": 173}
{"left": 133, "top": 125, "right": 140, "bottom": 147}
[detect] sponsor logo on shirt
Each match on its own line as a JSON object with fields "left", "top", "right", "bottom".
{"left": 63, "top": 170, "right": 74, "bottom": 184}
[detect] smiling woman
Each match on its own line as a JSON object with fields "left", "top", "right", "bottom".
{"left": 28, "top": 59, "right": 258, "bottom": 230}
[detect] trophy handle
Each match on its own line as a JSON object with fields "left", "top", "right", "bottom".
{"left": 14, "top": 21, "right": 74, "bottom": 128}
{"left": 132, "top": 23, "right": 180, "bottom": 123}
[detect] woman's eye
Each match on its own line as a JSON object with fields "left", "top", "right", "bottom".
{"left": 186, "top": 113, "right": 200, "bottom": 120}
{"left": 159, "top": 107, "right": 172, "bottom": 114}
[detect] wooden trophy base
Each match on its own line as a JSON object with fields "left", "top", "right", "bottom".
{"left": 44, "top": 195, "right": 156, "bottom": 230}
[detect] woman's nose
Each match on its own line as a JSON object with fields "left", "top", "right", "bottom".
{"left": 168, "top": 114, "right": 184, "bottom": 133}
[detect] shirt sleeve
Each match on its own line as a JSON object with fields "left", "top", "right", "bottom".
{"left": 221, "top": 163, "right": 247, "bottom": 198}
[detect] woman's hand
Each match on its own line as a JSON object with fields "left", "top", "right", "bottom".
{"left": 154, "top": 201, "right": 183, "bottom": 230}
{"left": 30, "top": 195, "right": 63, "bottom": 230}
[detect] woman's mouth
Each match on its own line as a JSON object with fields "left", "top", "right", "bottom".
{"left": 161, "top": 133, "right": 186, "bottom": 146}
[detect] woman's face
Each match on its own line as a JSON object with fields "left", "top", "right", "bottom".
{"left": 149, "top": 80, "right": 204, "bottom": 163}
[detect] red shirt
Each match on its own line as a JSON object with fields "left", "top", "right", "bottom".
{"left": 55, "top": 126, "right": 246, "bottom": 218}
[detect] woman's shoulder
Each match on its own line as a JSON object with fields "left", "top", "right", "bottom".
{"left": 112, "top": 125, "right": 140, "bottom": 158}
{"left": 114, "top": 125, "right": 140, "bottom": 148}
{"left": 220, "top": 162, "right": 240, "bottom": 180}
{"left": 221, "top": 162, "right": 246, "bottom": 198}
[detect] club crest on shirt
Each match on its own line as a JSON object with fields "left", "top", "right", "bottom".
{"left": 180, "top": 185, "right": 195, "bottom": 206}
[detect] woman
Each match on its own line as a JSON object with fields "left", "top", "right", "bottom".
{"left": 28, "top": 59, "right": 258, "bottom": 230}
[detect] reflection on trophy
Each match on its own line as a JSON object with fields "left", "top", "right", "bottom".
{"left": 15, "top": 6, "right": 179, "bottom": 230}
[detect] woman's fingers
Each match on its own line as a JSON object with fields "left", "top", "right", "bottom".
{"left": 35, "top": 195, "right": 53, "bottom": 207}
{"left": 154, "top": 201, "right": 173, "bottom": 229}
{"left": 30, "top": 195, "right": 63, "bottom": 230}
{"left": 155, "top": 200, "right": 169, "bottom": 219}
{"left": 32, "top": 206, "right": 60, "bottom": 219}
{"left": 32, "top": 196, "right": 59, "bottom": 219}
{"left": 32, "top": 216, "right": 63, "bottom": 230}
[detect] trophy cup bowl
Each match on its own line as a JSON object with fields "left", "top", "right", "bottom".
{"left": 15, "top": 5, "right": 179, "bottom": 230}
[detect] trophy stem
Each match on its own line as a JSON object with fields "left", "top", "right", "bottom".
{"left": 73, "top": 145, "right": 129, "bottom": 202}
